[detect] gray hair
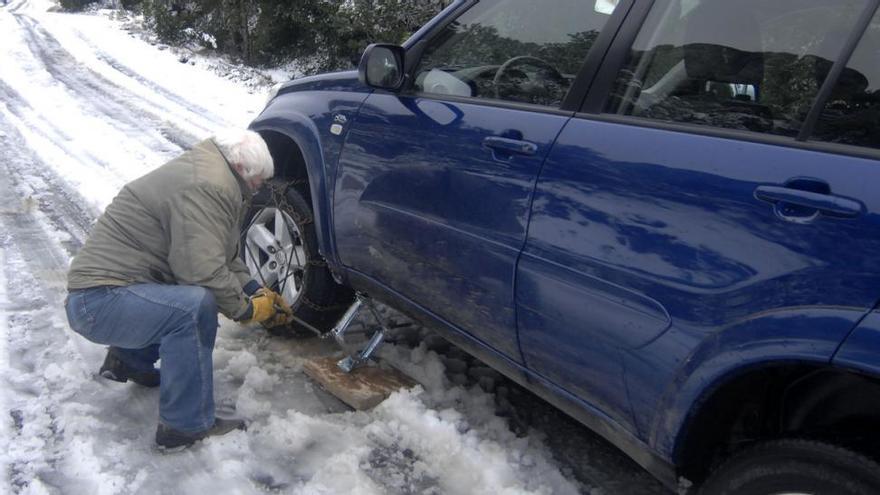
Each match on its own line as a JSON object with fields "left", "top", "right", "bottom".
{"left": 213, "top": 129, "right": 274, "bottom": 181}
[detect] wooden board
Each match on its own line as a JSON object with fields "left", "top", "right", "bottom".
{"left": 303, "top": 357, "right": 418, "bottom": 410}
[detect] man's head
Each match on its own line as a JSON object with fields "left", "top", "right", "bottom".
{"left": 214, "top": 129, "right": 274, "bottom": 192}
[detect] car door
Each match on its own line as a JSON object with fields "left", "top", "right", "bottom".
{"left": 333, "top": 0, "right": 622, "bottom": 362}
{"left": 517, "top": 0, "right": 880, "bottom": 435}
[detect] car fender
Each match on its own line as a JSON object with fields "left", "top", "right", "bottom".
{"left": 251, "top": 108, "right": 338, "bottom": 268}
{"left": 249, "top": 79, "right": 371, "bottom": 274}
{"left": 643, "top": 306, "right": 869, "bottom": 460}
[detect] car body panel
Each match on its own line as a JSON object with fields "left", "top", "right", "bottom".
{"left": 521, "top": 116, "right": 880, "bottom": 447}
{"left": 333, "top": 92, "right": 571, "bottom": 362}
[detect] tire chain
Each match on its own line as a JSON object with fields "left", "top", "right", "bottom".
{"left": 260, "top": 179, "right": 344, "bottom": 313}
{"left": 267, "top": 180, "right": 313, "bottom": 226}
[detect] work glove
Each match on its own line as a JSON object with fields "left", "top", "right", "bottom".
{"left": 256, "top": 288, "right": 294, "bottom": 328}
{"left": 243, "top": 290, "right": 277, "bottom": 324}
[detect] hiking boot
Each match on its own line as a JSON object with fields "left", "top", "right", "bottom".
{"left": 99, "top": 350, "right": 160, "bottom": 388}
{"left": 156, "top": 418, "right": 247, "bottom": 450}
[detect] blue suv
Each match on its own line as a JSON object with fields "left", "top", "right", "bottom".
{"left": 246, "top": 0, "right": 880, "bottom": 492}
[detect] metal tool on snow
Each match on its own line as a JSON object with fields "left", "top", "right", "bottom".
{"left": 277, "top": 294, "right": 389, "bottom": 373}
{"left": 331, "top": 294, "right": 389, "bottom": 373}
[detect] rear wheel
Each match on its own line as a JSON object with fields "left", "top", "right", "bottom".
{"left": 241, "top": 179, "right": 353, "bottom": 335}
{"left": 697, "top": 439, "right": 880, "bottom": 495}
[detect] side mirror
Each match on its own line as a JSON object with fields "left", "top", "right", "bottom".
{"left": 358, "top": 44, "right": 406, "bottom": 91}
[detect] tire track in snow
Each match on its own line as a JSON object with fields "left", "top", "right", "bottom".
{"left": 70, "top": 30, "right": 233, "bottom": 127}
{"left": 0, "top": 77, "right": 119, "bottom": 173}
{"left": 35, "top": 13, "right": 234, "bottom": 136}
{"left": 0, "top": 185, "right": 138, "bottom": 495}
{"left": 4, "top": 0, "right": 29, "bottom": 14}
{"left": 0, "top": 107, "right": 95, "bottom": 253}
{"left": 0, "top": 145, "right": 73, "bottom": 493}
{"left": 14, "top": 14, "right": 204, "bottom": 150}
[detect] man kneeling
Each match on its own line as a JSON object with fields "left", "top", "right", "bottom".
{"left": 65, "top": 129, "right": 291, "bottom": 450}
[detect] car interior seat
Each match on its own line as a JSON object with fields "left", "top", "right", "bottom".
{"left": 682, "top": 1, "right": 766, "bottom": 109}
{"left": 622, "top": 0, "right": 774, "bottom": 131}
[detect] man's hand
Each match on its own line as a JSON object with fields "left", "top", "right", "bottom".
{"left": 256, "top": 288, "right": 293, "bottom": 328}
{"left": 244, "top": 290, "right": 277, "bottom": 324}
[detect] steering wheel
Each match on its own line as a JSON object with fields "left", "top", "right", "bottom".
{"left": 492, "top": 55, "right": 565, "bottom": 100}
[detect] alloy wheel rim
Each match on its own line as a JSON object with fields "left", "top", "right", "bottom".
{"left": 244, "top": 207, "right": 306, "bottom": 305}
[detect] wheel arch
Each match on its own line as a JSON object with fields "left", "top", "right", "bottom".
{"left": 256, "top": 129, "right": 311, "bottom": 199}
{"left": 644, "top": 306, "right": 868, "bottom": 461}
{"left": 249, "top": 118, "right": 340, "bottom": 274}
{"left": 673, "top": 362, "right": 880, "bottom": 484}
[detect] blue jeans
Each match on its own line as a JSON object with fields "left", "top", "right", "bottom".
{"left": 65, "top": 284, "right": 218, "bottom": 433}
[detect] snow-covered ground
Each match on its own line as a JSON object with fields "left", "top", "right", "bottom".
{"left": 0, "top": 1, "right": 669, "bottom": 493}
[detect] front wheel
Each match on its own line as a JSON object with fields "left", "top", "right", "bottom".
{"left": 241, "top": 179, "right": 353, "bottom": 335}
{"left": 697, "top": 439, "right": 880, "bottom": 495}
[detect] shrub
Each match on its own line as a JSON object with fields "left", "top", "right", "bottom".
{"left": 139, "top": 0, "right": 451, "bottom": 70}
{"left": 58, "top": 0, "right": 97, "bottom": 11}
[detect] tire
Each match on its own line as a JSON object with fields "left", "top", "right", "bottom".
{"left": 696, "top": 439, "right": 880, "bottom": 495}
{"left": 241, "top": 178, "right": 353, "bottom": 335}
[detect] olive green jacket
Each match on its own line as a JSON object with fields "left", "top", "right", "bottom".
{"left": 67, "top": 139, "right": 254, "bottom": 319}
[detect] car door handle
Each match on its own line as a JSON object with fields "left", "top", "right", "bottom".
{"left": 754, "top": 185, "right": 864, "bottom": 218}
{"left": 482, "top": 137, "right": 538, "bottom": 156}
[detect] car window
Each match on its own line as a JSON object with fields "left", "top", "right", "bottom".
{"left": 603, "top": 0, "right": 870, "bottom": 138}
{"left": 811, "top": 9, "right": 880, "bottom": 150}
{"left": 413, "top": 0, "right": 618, "bottom": 108}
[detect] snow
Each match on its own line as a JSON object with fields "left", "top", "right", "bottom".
{"left": 0, "top": 1, "right": 601, "bottom": 493}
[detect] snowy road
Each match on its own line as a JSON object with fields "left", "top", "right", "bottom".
{"left": 0, "top": 1, "right": 669, "bottom": 493}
